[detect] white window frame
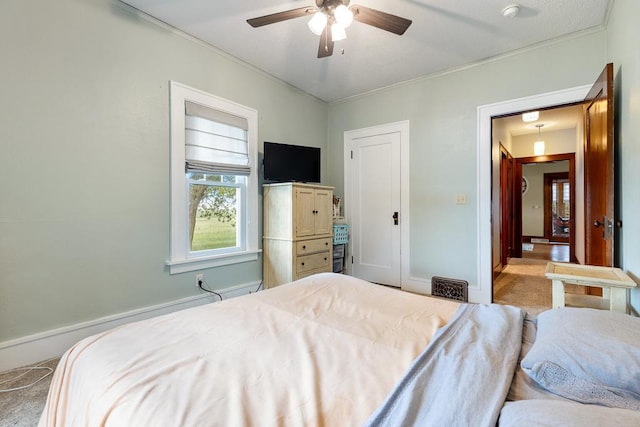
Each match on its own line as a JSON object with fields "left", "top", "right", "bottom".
{"left": 167, "top": 81, "right": 260, "bottom": 274}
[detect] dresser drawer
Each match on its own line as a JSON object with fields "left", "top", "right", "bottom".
{"left": 296, "top": 238, "right": 332, "bottom": 255}
{"left": 296, "top": 251, "right": 331, "bottom": 274}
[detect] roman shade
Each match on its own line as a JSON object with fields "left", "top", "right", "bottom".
{"left": 185, "top": 101, "right": 250, "bottom": 175}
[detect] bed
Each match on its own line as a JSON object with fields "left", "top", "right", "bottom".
{"left": 39, "top": 273, "right": 640, "bottom": 426}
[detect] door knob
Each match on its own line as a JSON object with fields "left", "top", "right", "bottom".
{"left": 593, "top": 220, "right": 602, "bottom": 227}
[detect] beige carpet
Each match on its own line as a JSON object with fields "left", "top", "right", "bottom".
{"left": 0, "top": 357, "right": 59, "bottom": 427}
{"left": 494, "top": 258, "right": 553, "bottom": 315}
{"left": 494, "top": 257, "right": 583, "bottom": 315}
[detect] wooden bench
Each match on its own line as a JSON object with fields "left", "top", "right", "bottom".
{"left": 545, "top": 262, "right": 636, "bottom": 314}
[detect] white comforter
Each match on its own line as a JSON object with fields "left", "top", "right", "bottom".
{"left": 39, "top": 273, "right": 459, "bottom": 426}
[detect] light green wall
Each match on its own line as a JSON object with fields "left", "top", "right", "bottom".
{"left": 326, "top": 31, "right": 606, "bottom": 286}
{"left": 0, "top": 0, "right": 327, "bottom": 341}
{"left": 606, "top": 0, "right": 640, "bottom": 313}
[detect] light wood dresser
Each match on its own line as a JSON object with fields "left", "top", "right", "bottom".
{"left": 263, "top": 182, "right": 334, "bottom": 288}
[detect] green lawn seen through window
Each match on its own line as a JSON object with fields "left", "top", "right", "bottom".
{"left": 191, "top": 216, "right": 236, "bottom": 251}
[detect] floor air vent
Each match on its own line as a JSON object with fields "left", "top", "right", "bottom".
{"left": 431, "top": 276, "right": 468, "bottom": 302}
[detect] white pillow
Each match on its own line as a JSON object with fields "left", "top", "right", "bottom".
{"left": 499, "top": 400, "right": 640, "bottom": 426}
{"left": 521, "top": 307, "right": 640, "bottom": 407}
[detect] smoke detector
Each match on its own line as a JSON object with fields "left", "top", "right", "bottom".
{"left": 502, "top": 5, "right": 520, "bottom": 18}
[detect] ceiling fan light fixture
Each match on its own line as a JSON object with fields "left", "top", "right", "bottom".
{"left": 331, "top": 23, "right": 347, "bottom": 41}
{"left": 248, "top": 1, "right": 412, "bottom": 58}
{"left": 334, "top": 5, "right": 353, "bottom": 28}
{"left": 308, "top": 12, "right": 327, "bottom": 35}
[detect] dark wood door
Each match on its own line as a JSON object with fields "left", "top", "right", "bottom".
{"left": 584, "top": 63, "right": 615, "bottom": 267}
{"left": 500, "top": 145, "right": 515, "bottom": 267}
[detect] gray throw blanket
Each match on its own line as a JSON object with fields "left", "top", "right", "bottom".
{"left": 364, "top": 303, "right": 525, "bottom": 427}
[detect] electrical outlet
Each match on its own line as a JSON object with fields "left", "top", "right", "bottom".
{"left": 195, "top": 274, "right": 204, "bottom": 287}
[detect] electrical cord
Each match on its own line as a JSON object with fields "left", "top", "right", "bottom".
{"left": 198, "top": 279, "right": 222, "bottom": 301}
{"left": 0, "top": 357, "right": 57, "bottom": 393}
{"left": 254, "top": 281, "right": 263, "bottom": 293}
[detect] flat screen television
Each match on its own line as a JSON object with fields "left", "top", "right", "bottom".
{"left": 263, "top": 142, "right": 321, "bottom": 183}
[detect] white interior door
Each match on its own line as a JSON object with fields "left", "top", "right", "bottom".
{"left": 345, "top": 127, "right": 401, "bottom": 286}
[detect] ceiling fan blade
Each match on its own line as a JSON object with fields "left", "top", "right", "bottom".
{"left": 247, "top": 7, "right": 315, "bottom": 28}
{"left": 317, "top": 25, "right": 334, "bottom": 58}
{"left": 350, "top": 5, "right": 412, "bottom": 35}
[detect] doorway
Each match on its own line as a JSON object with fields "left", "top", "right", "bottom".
{"left": 492, "top": 107, "right": 579, "bottom": 308}
{"left": 514, "top": 153, "right": 576, "bottom": 261}
{"left": 545, "top": 171, "right": 570, "bottom": 243}
{"left": 477, "top": 85, "right": 591, "bottom": 304}
{"left": 344, "top": 121, "right": 410, "bottom": 289}
{"left": 492, "top": 64, "right": 615, "bottom": 309}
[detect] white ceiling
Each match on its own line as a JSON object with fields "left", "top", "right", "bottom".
{"left": 495, "top": 103, "right": 584, "bottom": 137}
{"left": 120, "top": 0, "right": 611, "bottom": 103}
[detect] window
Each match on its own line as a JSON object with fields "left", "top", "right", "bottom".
{"left": 167, "top": 82, "right": 259, "bottom": 274}
{"left": 188, "top": 173, "right": 243, "bottom": 253}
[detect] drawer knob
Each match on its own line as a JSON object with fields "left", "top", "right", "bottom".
{"left": 302, "top": 245, "right": 306, "bottom": 249}
{"left": 301, "top": 262, "right": 305, "bottom": 266}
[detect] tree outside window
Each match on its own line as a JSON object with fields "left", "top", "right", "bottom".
{"left": 188, "top": 174, "right": 241, "bottom": 252}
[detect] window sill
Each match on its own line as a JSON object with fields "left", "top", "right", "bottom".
{"left": 166, "top": 249, "right": 261, "bottom": 274}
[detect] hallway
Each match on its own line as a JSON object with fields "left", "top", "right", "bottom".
{"left": 520, "top": 242, "right": 569, "bottom": 263}
{"left": 493, "top": 243, "right": 569, "bottom": 314}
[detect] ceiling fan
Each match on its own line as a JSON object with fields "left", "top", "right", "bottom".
{"left": 247, "top": 0, "right": 412, "bottom": 58}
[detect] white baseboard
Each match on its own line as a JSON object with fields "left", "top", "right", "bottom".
{"left": 402, "top": 276, "right": 431, "bottom": 295}
{"left": 0, "top": 281, "right": 260, "bottom": 372}
{"left": 531, "top": 238, "right": 550, "bottom": 243}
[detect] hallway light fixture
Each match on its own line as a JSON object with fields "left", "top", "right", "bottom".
{"left": 522, "top": 111, "right": 539, "bottom": 122}
{"left": 534, "top": 124, "right": 545, "bottom": 156}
